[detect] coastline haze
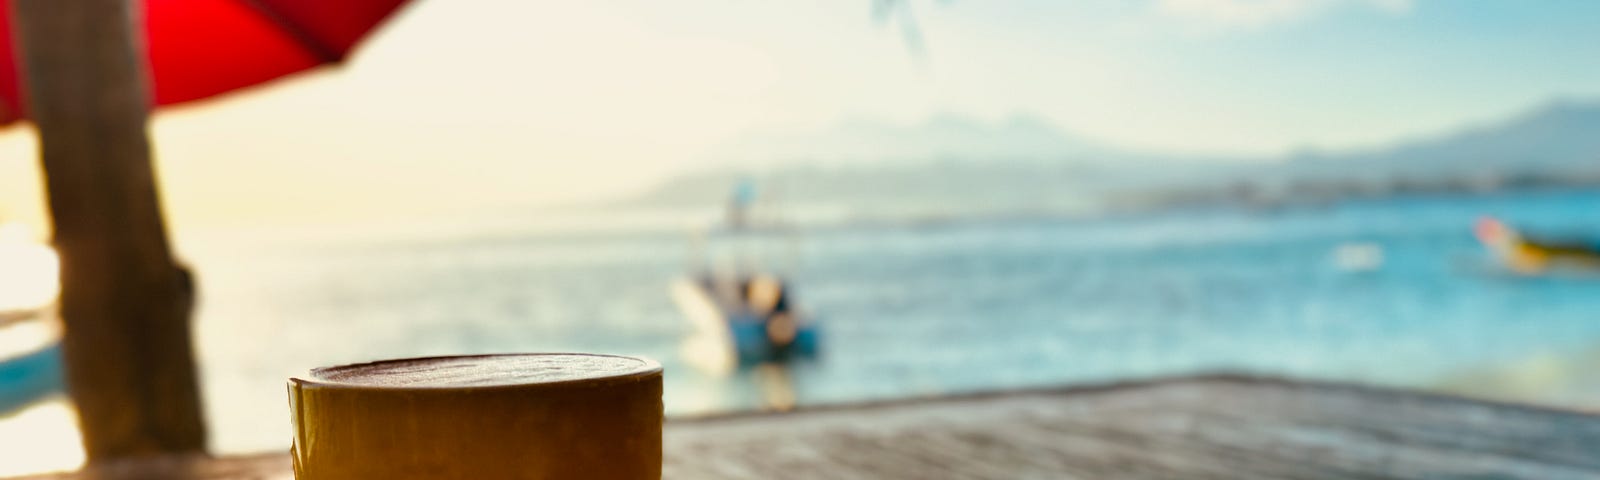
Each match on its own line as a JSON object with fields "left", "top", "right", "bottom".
{"left": 5, "top": 0, "right": 1600, "bottom": 232}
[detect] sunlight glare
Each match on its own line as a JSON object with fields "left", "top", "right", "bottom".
{"left": 0, "top": 399, "right": 84, "bottom": 476}
{"left": 0, "top": 223, "right": 60, "bottom": 313}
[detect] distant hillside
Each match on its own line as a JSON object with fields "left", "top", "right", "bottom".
{"left": 1288, "top": 99, "right": 1600, "bottom": 180}
{"left": 626, "top": 100, "right": 1600, "bottom": 220}
{"left": 702, "top": 113, "right": 1117, "bottom": 166}
{"left": 1127, "top": 99, "right": 1600, "bottom": 208}
{"left": 619, "top": 162, "right": 1112, "bottom": 220}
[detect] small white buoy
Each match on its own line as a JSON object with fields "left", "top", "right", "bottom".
{"left": 1332, "top": 242, "right": 1385, "bottom": 272}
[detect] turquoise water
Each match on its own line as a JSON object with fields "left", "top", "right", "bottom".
{"left": 175, "top": 188, "right": 1600, "bottom": 453}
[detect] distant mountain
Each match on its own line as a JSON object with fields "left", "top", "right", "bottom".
{"left": 1287, "top": 99, "right": 1600, "bottom": 181}
{"left": 628, "top": 113, "right": 1141, "bottom": 218}
{"left": 1152, "top": 99, "right": 1600, "bottom": 206}
{"left": 617, "top": 161, "right": 1109, "bottom": 220}
{"left": 626, "top": 100, "right": 1600, "bottom": 220}
{"left": 703, "top": 113, "right": 1116, "bottom": 166}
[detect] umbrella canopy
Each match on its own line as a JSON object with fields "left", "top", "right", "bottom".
{"left": 0, "top": 0, "right": 410, "bottom": 125}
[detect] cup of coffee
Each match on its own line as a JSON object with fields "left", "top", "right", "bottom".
{"left": 287, "top": 353, "right": 663, "bottom": 479}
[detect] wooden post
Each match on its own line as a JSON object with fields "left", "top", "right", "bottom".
{"left": 9, "top": 0, "right": 207, "bottom": 459}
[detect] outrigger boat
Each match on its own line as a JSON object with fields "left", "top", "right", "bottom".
{"left": 0, "top": 309, "right": 62, "bottom": 415}
{"left": 673, "top": 272, "right": 819, "bottom": 371}
{"left": 1475, "top": 216, "right": 1600, "bottom": 274}
{"left": 0, "top": 223, "right": 62, "bottom": 415}
{"left": 673, "top": 180, "right": 820, "bottom": 373}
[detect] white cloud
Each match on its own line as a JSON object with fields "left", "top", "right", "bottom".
{"left": 1155, "top": 0, "right": 1413, "bottom": 29}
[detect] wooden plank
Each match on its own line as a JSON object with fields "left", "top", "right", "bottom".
{"left": 9, "top": 0, "right": 206, "bottom": 459}
{"left": 10, "top": 376, "right": 1600, "bottom": 479}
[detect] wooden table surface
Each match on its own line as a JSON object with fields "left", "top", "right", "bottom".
{"left": 15, "top": 375, "right": 1600, "bottom": 479}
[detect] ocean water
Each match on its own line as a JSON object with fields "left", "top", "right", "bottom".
{"left": 19, "top": 189, "right": 1600, "bottom": 458}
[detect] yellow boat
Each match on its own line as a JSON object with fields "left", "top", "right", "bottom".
{"left": 1475, "top": 216, "right": 1600, "bottom": 274}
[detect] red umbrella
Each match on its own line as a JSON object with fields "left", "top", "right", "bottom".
{"left": 0, "top": 0, "right": 411, "bottom": 124}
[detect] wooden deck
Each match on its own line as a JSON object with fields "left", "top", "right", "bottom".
{"left": 14, "top": 375, "right": 1600, "bottom": 479}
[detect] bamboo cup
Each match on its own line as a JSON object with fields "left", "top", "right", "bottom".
{"left": 287, "top": 353, "right": 663, "bottom": 479}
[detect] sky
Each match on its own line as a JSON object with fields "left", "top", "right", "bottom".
{"left": 3, "top": 0, "right": 1600, "bottom": 231}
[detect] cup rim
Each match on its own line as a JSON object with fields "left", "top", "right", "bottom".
{"left": 288, "top": 352, "right": 663, "bottom": 392}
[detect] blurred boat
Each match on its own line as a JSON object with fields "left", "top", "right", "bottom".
{"left": 674, "top": 179, "right": 820, "bottom": 373}
{"left": 674, "top": 273, "right": 819, "bottom": 372}
{"left": 0, "top": 308, "right": 62, "bottom": 415}
{"left": 1475, "top": 216, "right": 1600, "bottom": 274}
{"left": 0, "top": 223, "right": 63, "bottom": 415}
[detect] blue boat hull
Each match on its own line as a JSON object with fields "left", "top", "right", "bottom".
{"left": 729, "top": 321, "right": 820, "bottom": 365}
{"left": 0, "top": 342, "right": 62, "bottom": 414}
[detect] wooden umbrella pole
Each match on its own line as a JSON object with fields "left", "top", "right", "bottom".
{"left": 10, "top": 0, "right": 207, "bottom": 459}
